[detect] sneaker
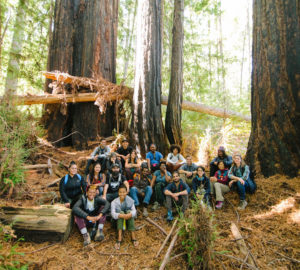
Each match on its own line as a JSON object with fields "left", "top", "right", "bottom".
{"left": 151, "top": 201, "right": 160, "bottom": 211}
{"left": 238, "top": 200, "right": 248, "bottom": 210}
{"left": 166, "top": 210, "right": 174, "bottom": 221}
{"left": 83, "top": 233, "right": 91, "bottom": 246}
{"left": 95, "top": 230, "right": 104, "bottom": 241}
{"left": 142, "top": 207, "right": 149, "bottom": 217}
{"left": 215, "top": 201, "right": 223, "bottom": 209}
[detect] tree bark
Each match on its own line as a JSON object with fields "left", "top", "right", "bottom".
{"left": 132, "top": 0, "right": 168, "bottom": 156}
{"left": 165, "top": 0, "right": 184, "bottom": 146}
{"left": 246, "top": 0, "right": 300, "bottom": 177}
{"left": 43, "top": 0, "right": 119, "bottom": 149}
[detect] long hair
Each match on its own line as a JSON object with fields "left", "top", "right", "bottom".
{"left": 231, "top": 154, "right": 246, "bottom": 170}
{"left": 89, "top": 162, "right": 101, "bottom": 183}
{"left": 128, "top": 149, "right": 137, "bottom": 164}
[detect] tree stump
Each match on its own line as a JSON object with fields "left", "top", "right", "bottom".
{"left": 0, "top": 204, "right": 72, "bottom": 243}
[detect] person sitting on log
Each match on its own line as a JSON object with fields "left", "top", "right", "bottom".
{"left": 72, "top": 185, "right": 110, "bottom": 246}
{"left": 86, "top": 162, "right": 106, "bottom": 196}
{"left": 151, "top": 161, "right": 172, "bottom": 211}
{"left": 125, "top": 149, "right": 141, "bottom": 181}
{"left": 192, "top": 166, "right": 211, "bottom": 208}
{"left": 111, "top": 184, "right": 138, "bottom": 250}
{"left": 209, "top": 146, "right": 232, "bottom": 177}
{"left": 164, "top": 171, "right": 189, "bottom": 221}
{"left": 166, "top": 144, "right": 186, "bottom": 173}
{"left": 116, "top": 139, "right": 133, "bottom": 169}
{"left": 106, "top": 152, "right": 123, "bottom": 174}
{"left": 146, "top": 143, "right": 163, "bottom": 172}
{"left": 178, "top": 155, "right": 198, "bottom": 187}
{"left": 84, "top": 138, "right": 110, "bottom": 175}
{"left": 129, "top": 165, "right": 153, "bottom": 217}
{"left": 59, "top": 161, "right": 86, "bottom": 209}
{"left": 103, "top": 163, "right": 129, "bottom": 203}
{"left": 210, "top": 160, "right": 230, "bottom": 210}
{"left": 228, "top": 154, "right": 256, "bottom": 210}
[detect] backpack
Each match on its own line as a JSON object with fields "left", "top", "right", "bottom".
{"left": 64, "top": 174, "right": 82, "bottom": 185}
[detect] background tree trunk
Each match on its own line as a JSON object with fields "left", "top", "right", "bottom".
{"left": 43, "top": 0, "right": 119, "bottom": 148}
{"left": 246, "top": 0, "right": 300, "bottom": 177}
{"left": 165, "top": 0, "right": 184, "bottom": 146}
{"left": 132, "top": 0, "right": 167, "bottom": 156}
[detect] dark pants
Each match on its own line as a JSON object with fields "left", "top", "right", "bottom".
{"left": 209, "top": 162, "right": 218, "bottom": 177}
{"left": 154, "top": 182, "right": 166, "bottom": 205}
{"left": 150, "top": 163, "right": 160, "bottom": 172}
{"left": 85, "top": 157, "right": 106, "bottom": 175}
{"left": 233, "top": 178, "right": 256, "bottom": 200}
{"left": 74, "top": 207, "right": 106, "bottom": 231}
{"left": 166, "top": 163, "right": 182, "bottom": 174}
{"left": 106, "top": 192, "right": 119, "bottom": 203}
{"left": 166, "top": 194, "right": 189, "bottom": 213}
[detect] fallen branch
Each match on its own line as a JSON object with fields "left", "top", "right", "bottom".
{"left": 215, "top": 253, "right": 259, "bottom": 270}
{"left": 39, "top": 154, "right": 68, "bottom": 169}
{"left": 169, "top": 252, "right": 186, "bottom": 263}
{"left": 159, "top": 229, "right": 180, "bottom": 270}
{"left": 25, "top": 243, "right": 58, "bottom": 254}
{"left": 46, "top": 178, "right": 61, "bottom": 188}
{"left": 156, "top": 219, "right": 178, "bottom": 258}
{"left": 97, "top": 252, "right": 132, "bottom": 256}
{"left": 275, "top": 252, "right": 300, "bottom": 264}
{"left": 145, "top": 217, "right": 167, "bottom": 236}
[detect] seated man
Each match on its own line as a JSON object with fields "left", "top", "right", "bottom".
{"left": 151, "top": 161, "right": 172, "bottom": 210}
{"left": 164, "top": 171, "right": 189, "bottom": 221}
{"left": 85, "top": 138, "right": 110, "bottom": 175}
{"left": 178, "top": 155, "right": 198, "bottom": 187}
{"left": 146, "top": 144, "right": 163, "bottom": 172}
{"left": 72, "top": 185, "right": 110, "bottom": 246}
{"left": 129, "top": 166, "right": 153, "bottom": 217}
{"left": 103, "top": 163, "right": 129, "bottom": 202}
{"left": 209, "top": 146, "right": 232, "bottom": 177}
{"left": 116, "top": 139, "right": 133, "bottom": 169}
{"left": 166, "top": 144, "right": 186, "bottom": 173}
{"left": 111, "top": 184, "right": 138, "bottom": 250}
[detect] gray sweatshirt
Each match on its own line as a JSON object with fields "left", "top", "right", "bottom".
{"left": 111, "top": 195, "right": 136, "bottom": 220}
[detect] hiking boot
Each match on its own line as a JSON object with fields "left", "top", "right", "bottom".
{"left": 95, "top": 230, "right": 104, "bottom": 241}
{"left": 142, "top": 207, "right": 149, "bottom": 217}
{"left": 238, "top": 200, "right": 248, "bottom": 210}
{"left": 151, "top": 201, "right": 160, "bottom": 211}
{"left": 215, "top": 201, "right": 223, "bottom": 209}
{"left": 83, "top": 233, "right": 91, "bottom": 246}
{"left": 166, "top": 210, "right": 174, "bottom": 221}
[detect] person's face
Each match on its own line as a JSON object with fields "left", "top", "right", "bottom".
{"left": 186, "top": 157, "right": 192, "bottom": 165}
{"left": 172, "top": 173, "right": 180, "bottom": 183}
{"left": 122, "top": 141, "right": 129, "bottom": 149}
{"left": 118, "top": 188, "right": 127, "bottom": 200}
{"left": 234, "top": 156, "right": 241, "bottom": 166}
{"left": 218, "top": 150, "right": 224, "bottom": 157}
{"left": 100, "top": 140, "right": 106, "bottom": 147}
{"left": 112, "top": 167, "right": 119, "bottom": 174}
{"left": 150, "top": 145, "right": 156, "bottom": 152}
{"left": 197, "top": 168, "right": 204, "bottom": 176}
{"left": 94, "top": 164, "right": 101, "bottom": 173}
{"left": 111, "top": 155, "right": 116, "bottom": 162}
{"left": 160, "top": 164, "right": 166, "bottom": 171}
{"left": 131, "top": 151, "right": 137, "bottom": 158}
{"left": 173, "top": 148, "right": 178, "bottom": 155}
{"left": 142, "top": 168, "right": 149, "bottom": 176}
{"left": 87, "top": 188, "right": 97, "bottom": 201}
{"left": 69, "top": 165, "right": 77, "bottom": 176}
{"left": 111, "top": 144, "right": 117, "bottom": 151}
{"left": 218, "top": 162, "right": 225, "bottom": 170}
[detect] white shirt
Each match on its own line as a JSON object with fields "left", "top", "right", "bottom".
{"left": 166, "top": 153, "right": 186, "bottom": 165}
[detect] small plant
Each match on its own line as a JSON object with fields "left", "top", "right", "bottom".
{"left": 178, "top": 196, "right": 216, "bottom": 269}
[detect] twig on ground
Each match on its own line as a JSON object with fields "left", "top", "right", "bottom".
{"left": 240, "top": 252, "right": 250, "bottom": 270}
{"left": 215, "top": 253, "right": 259, "bottom": 270}
{"left": 25, "top": 243, "right": 58, "bottom": 254}
{"left": 145, "top": 217, "right": 167, "bottom": 236}
{"left": 275, "top": 252, "right": 300, "bottom": 264}
{"left": 169, "top": 252, "right": 186, "bottom": 263}
{"left": 98, "top": 252, "right": 131, "bottom": 256}
{"left": 225, "top": 197, "right": 240, "bottom": 223}
{"left": 216, "top": 255, "right": 228, "bottom": 270}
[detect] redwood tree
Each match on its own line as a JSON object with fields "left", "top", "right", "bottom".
{"left": 132, "top": 0, "right": 168, "bottom": 156}
{"left": 246, "top": 0, "right": 300, "bottom": 177}
{"left": 165, "top": 0, "right": 184, "bottom": 145}
{"left": 43, "top": 0, "right": 119, "bottom": 148}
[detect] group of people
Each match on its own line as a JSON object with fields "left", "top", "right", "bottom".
{"left": 59, "top": 138, "right": 256, "bottom": 248}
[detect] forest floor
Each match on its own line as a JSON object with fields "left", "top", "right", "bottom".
{"left": 0, "top": 144, "right": 299, "bottom": 270}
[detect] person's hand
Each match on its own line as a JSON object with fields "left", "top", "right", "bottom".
{"left": 87, "top": 216, "right": 97, "bottom": 223}
{"left": 172, "top": 194, "right": 179, "bottom": 201}
{"left": 187, "top": 172, "right": 192, "bottom": 177}
{"left": 93, "top": 156, "right": 98, "bottom": 161}
{"left": 229, "top": 180, "right": 234, "bottom": 187}
{"left": 65, "top": 203, "right": 71, "bottom": 208}
{"left": 214, "top": 161, "right": 218, "bottom": 165}
{"left": 210, "top": 177, "right": 217, "bottom": 182}
{"left": 126, "top": 154, "right": 130, "bottom": 159}
{"left": 96, "top": 214, "right": 103, "bottom": 221}
{"left": 239, "top": 178, "right": 245, "bottom": 185}
{"left": 102, "top": 195, "right": 106, "bottom": 200}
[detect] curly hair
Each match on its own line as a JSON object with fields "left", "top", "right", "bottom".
{"left": 170, "top": 144, "right": 181, "bottom": 153}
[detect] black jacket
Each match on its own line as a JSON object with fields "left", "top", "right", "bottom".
{"left": 59, "top": 174, "right": 86, "bottom": 203}
{"left": 72, "top": 195, "right": 110, "bottom": 219}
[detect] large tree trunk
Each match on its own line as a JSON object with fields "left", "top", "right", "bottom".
{"left": 165, "top": 0, "right": 184, "bottom": 146}
{"left": 246, "top": 0, "right": 300, "bottom": 177}
{"left": 132, "top": 0, "right": 168, "bottom": 156}
{"left": 43, "top": 0, "right": 119, "bottom": 148}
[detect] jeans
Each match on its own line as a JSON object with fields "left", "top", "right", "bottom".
{"left": 235, "top": 178, "right": 256, "bottom": 200}
{"left": 106, "top": 192, "right": 119, "bottom": 203}
{"left": 165, "top": 194, "right": 189, "bottom": 213}
{"left": 129, "top": 186, "right": 153, "bottom": 206}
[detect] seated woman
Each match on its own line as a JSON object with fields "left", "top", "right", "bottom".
{"left": 86, "top": 162, "right": 106, "bottom": 196}
{"left": 192, "top": 166, "right": 211, "bottom": 207}
{"left": 228, "top": 154, "right": 256, "bottom": 210}
{"left": 150, "top": 161, "right": 172, "bottom": 211}
{"left": 72, "top": 185, "right": 110, "bottom": 246}
{"left": 209, "top": 146, "right": 232, "bottom": 177}
{"left": 210, "top": 161, "right": 230, "bottom": 209}
{"left": 59, "top": 161, "right": 86, "bottom": 209}
{"left": 111, "top": 184, "right": 138, "bottom": 250}
{"left": 166, "top": 144, "right": 186, "bottom": 173}
{"left": 106, "top": 152, "right": 123, "bottom": 173}
{"left": 125, "top": 150, "right": 141, "bottom": 180}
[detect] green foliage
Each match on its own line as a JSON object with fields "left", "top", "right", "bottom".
{"left": 0, "top": 99, "right": 42, "bottom": 190}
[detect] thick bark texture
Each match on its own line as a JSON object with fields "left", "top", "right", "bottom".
{"left": 132, "top": 0, "right": 168, "bottom": 156}
{"left": 43, "top": 0, "right": 119, "bottom": 148}
{"left": 165, "top": 0, "right": 184, "bottom": 145}
{"left": 246, "top": 0, "right": 300, "bottom": 177}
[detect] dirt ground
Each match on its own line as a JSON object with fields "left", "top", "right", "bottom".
{"left": 0, "top": 144, "right": 299, "bottom": 270}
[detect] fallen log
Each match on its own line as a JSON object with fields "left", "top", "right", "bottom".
{"left": 145, "top": 217, "right": 167, "bottom": 236}
{"left": 0, "top": 204, "right": 72, "bottom": 243}
{"left": 46, "top": 178, "right": 61, "bottom": 188}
